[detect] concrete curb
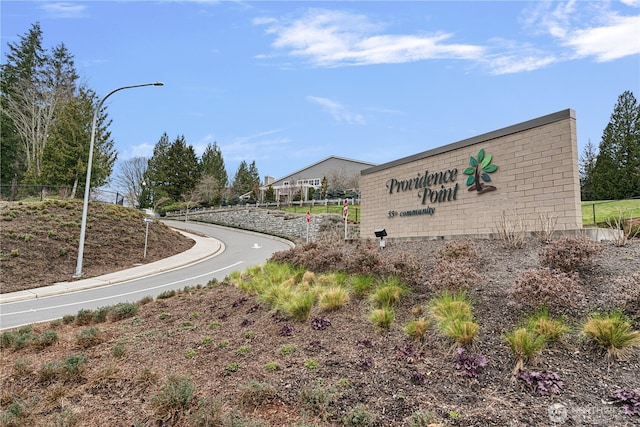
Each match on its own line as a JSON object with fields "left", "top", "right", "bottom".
{"left": 0, "top": 230, "right": 223, "bottom": 304}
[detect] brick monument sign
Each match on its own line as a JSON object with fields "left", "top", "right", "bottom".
{"left": 360, "top": 109, "right": 582, "bottom": 240}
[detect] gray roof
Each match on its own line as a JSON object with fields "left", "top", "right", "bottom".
{"left": 269, "top": 155, "right": 377, "bottom": 186}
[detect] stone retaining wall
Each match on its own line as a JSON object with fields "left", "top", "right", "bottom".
{"left": 180, "top": 207, "right": 358, "bottom": 242}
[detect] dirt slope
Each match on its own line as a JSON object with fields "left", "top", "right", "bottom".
{"left": 1, "top": 200, "right": 639, "bottom": 426}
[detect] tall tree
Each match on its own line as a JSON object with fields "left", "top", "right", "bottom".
{"left": 248, "top": 160, "right": 261, "bottom": 200}
{"left": 112, "top": 156, "right": 148, "bottom": 208}
{"left": 1, "top": 23, "right": 45, "bottom": 187}
{"left": 198, "top": 142, "right": 228, "bottom": 205}
{"left": 579, "top": 139, "right": 598, "bottom": 201}
{"left": 146, "top": 132, "right": 171, "bottom": 202}
{"left": 41, "top": 85, "right": 116, "bottom": 197}
{"left": 590, "top": 91, "right": 640, "bottom": 199}
{"left": 2, "top": 24, "right": 79, "bottom": 182}
{"left": 232, "top": 161, "right": 251, "bottom": 200}
{"left": 147, "top": 134, "right": 200, "bottom": 203}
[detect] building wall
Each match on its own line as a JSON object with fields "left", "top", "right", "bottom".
{"left": 271, "top": 156, "right": 376, "bottom": 187}
{"left": 263, "top": 156, "right": 376, "bottom": 202}
{"left": 360, "top": 109, "right": 582, "bottom": 240}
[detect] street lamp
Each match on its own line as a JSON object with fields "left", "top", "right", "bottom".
{"left": 140, "top": 180, "right": 147, "bottom": 210}
{"left": 74, "top": 82, "right": 164, "bottom": 278}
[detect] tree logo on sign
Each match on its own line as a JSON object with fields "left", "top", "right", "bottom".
{"left": 463, "top": 148, "right": 498, "bottom": 194}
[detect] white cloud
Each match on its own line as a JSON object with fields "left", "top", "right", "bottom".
{"left": 217, "top": 129, "right": 291, "bottom": 162}
{"left": 482, "top": 39, "right": 558, "bottom": 75}
{"left": 120, "top": 143, "right": 155, "bottom": 160}
{"left": 255, "top": 8, "right": 484, "bottom": 67}
{"left": 564, "top": 14, "right": 640, "bottom": 61}
{"left": 523, "top": 1, "right": 640, "bottom": 62}
{"left": 255, "top": 4, "right": 638, "bottom": 75}
{"left": 307, "top": 96, "right": 365, "bottom": 125}
{"left": 40, "top": 2, "right": 87, "bottom": 18}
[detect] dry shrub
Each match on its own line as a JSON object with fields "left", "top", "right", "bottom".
{"left": 269, "top": 239, "right": 424, "bottom": 287}
{"left": 436, "top": 239, "right": 479, "bottom": 264}
{"left": 609, "top": 272, "right": 640, "bottom": 318}
{"left": 509, "top": 268, "right": 585, "bottom": 316}
{"left": 539, "top": 236, "right": 602, "bottom": 273}
{"left": 494, "top": 211, "right": 527, "bottom": 249}
{"left": 606, "top": 208, "right": 640, "bottom": 247}
{"left": 426, "top": 259, "right": 482, "bottom": 293}
{"left": 534, "top": 212, "right": 558, "bottom": 244}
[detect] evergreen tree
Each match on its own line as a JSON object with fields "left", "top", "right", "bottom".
{"left": 146, "top": 132, "right": 171, "bottom": 202}
{"left": 42, "top": 85, "right": 115, "bottom": 197}
{"left": 2, "top": 24, "right": 79, "bottom": 182}
{"left": 264, "top": 184, "right": 276, "bottom": 202}
{"left": 320, "top": 176, "right": 329, "bottom": 199}
{"left": 147, "top": 134, "right": 200, "bottom": 203}
{"left": 198, "top": 142, "right": 228, "bottom": 205}
{"left": 232, "top": 160, "right": 260, "bottom": 201}
{"left": 1, "top": 23, "right": 45, "bottom": 189}
{"left": 590, "top": 91, "right": 640, "bottom": 200}
{"left": 248, "top": 160, "right": 261, "bottom": 200}
{"left": 579, "top": 139, "right": 598, "bottom": 201}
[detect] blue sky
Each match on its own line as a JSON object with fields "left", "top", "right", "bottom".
{"left": 2, "top": 1, "right": 639, "bottom": 183}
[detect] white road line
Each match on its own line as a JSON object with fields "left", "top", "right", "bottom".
{"left": 3, "top": 261, "right": 244, "bottom": 315}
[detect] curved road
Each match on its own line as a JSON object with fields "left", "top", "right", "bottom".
{"left": 0, "top": 221, "right": 293, "bottom": 330}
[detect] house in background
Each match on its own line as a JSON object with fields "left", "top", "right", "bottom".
{"left": 260, "top": 156, "right": 376, "bottom": 203}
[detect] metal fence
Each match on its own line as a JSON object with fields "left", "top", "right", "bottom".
{"left": 582, "top": 197, "right": 640, "bottom": 226}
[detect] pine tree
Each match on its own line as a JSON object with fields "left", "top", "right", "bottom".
{"left": 198, "top": 142, "right": 228, "bottom": 205}
{"left": 579, "top": 139, "right": 598, "bottom": 201}
{"left": 147, "top": 134, "right": 201, "bottom": 203}
{"left": 590, "top": 91, "right": 640, "bottom": 200}
{"left": 248, "top": 160, "right": 261, "bottom": 200}
{"left": 1, "top": 23, "right": 45, "bottom": 187}
{"left": 2, "top": 24, "right": 79, "bottom": 182}
{"left": 42, "top": 85, "right": 115, "bottom": 197}
{"left": 231, "top": 160, "right": 260, "bottom": 202}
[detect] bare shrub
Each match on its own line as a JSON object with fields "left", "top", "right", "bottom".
{"left": 606, "top": 208, "right": 640, "bottom": 247}
{"left": 538, "top": 236, "right": 602, "bottom": 273}
{"left": 494, "top": 211, "right": 527, "bottom": 249}
{"left": 436, "top": 239, "right": 479, "bottom": 264}
{"left": 425, "top": 259, "right": 482, "bottom": 293}
{"left": 509, "top": 268, "right": 585, "bottom": 316}
{"left": 534, "top": 212, "right": 557, "bottom": 244}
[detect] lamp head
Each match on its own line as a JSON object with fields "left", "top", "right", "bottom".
{"left": 153, "top": 82, "right": 164, "bottom": 86}
{"left": 374, "top": 229, "right": 387, "bottom": 238}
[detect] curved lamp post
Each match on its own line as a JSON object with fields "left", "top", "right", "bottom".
{"left": 74, "top": 82, "right": 164, "bottom": 278}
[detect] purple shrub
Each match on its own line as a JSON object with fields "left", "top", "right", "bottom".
{"left": 311, "top": 317, "right": 331, "bottom": 331}
{"left": 358, "top": 357, "right": 373, "bottom": 371}
{"left": 246, "top": 304, "right": 260, "bottom": 314}
{"left": 357, "top": 338, "right": 376, "bottom": 348}
{"left": 517, "top": 370, "right": 564, "bottom": 396}
{"left": 394, "top": 344, "right": 424, "bottom": 362}
{"left": 232, "top": 297, "right": 248, "bottom": 308}
{"left": 239, "top": 319, "right": 254, "bottom": 327}
{"left": 454, "top": 347, "right": 488, "bottom": 378}
{"left": 610, "top": 389, "right": 640, "bottom": 416}
{"left": 279, "top": 324, "right": 295, "bottom": 336}
{"left": 410, "top": 371, "right": 428, "bottom": 385}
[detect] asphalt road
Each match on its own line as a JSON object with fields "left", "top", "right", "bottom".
{"left": 0, "top": 221, "right": 293, "bottom": 330}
